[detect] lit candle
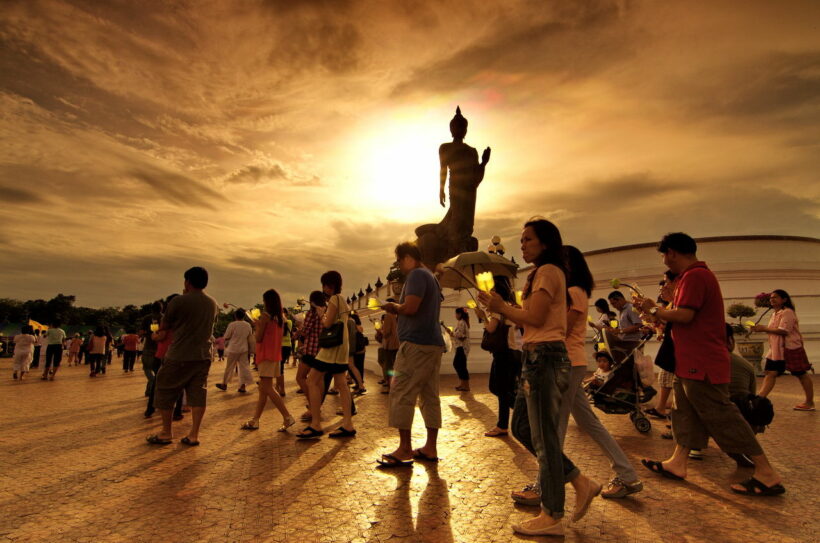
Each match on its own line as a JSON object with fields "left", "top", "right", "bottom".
{"left": 150, "top": 323, "right": 159, "bottom": 333}
{"left": 374, "top": 321, "right": 382, "bottom": 331}
{"left": 744, "top": 321, "right": 756, "bottom": 328}
{"left": 475, "top": 272, "right": 495, "bottom": 292}
{"left": 515, "top": 290, "right": 524, "bottom": 306}
{"left": 610, "top": 320, "right": 619, "bottom": 328}
{"left": 367, "top": 297, "right": 383, "bottom": 310}
{"left": 597, "top": 342, "right": 607, "bottom": 351}
{"left": 249, "top": 308, "right": 261, "bottom": 320}
{"left": 466, "top": 299, "right": 477, "bottom": 309}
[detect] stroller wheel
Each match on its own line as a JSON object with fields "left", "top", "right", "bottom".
{"left": 633, "top": 415, "right": 652, "bottom": 433}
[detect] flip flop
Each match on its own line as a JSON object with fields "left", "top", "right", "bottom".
{"left": 641, "top": 459, "right": 685, "bottom": 481}
{"left": 146, "top": 434, "right": 172, "bottom": 445}
{"left": 376, "top": 454, "right": 414, "bottom": 468}
{"left": 240, "top": 420, "right": 259, "bottom": 430}
{"left": 296, "top": 426, "right": 324, "bottom": 439}
{"left": 412, "top": 449, "right": 439, "bottom": 463}
{"left": 731, "top": 477, "right": 786, "bottom": 496}
{"left": 793, "top": 404, "right": 816, "bottom": 411}
{"left": 180, "top": 437, "right": 200, "bottom": 447}
{"left": 328, "top": 427, "right": 357, "bottom": 438}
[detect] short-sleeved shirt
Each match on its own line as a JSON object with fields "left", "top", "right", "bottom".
{"left": 671, "top": 261, "right": 730, "bottom": 384}
{"left": 296, "top": 310, "right": 321, "bottom": 357}
{"left": 224, "top": 320, "right": 253, "bottom": 354}
{"left": 521, "top": 264, "right": 567, "bottom": 344}
{"left": 13, "top": 334, "right": 36, "bottom": 354}
{"left": 46, "top": 328, "right": 66, "bottom": 345}
{"left": 122, "top": 334, "right": 140, "bottom": 351}
{"left": 729, "top": 352, "right": 757, "bottom": 397}
{"left": 566, "top": 287, "right": 589, "bottom": 367}
{"left": 766, "top": 308, "right": 802, "bottom": 360}
{"left": 163, "top": 291, "right": 219, "bottom": 362}
{"left": 397, "top": 267, "right": 444, "bottom": 346}
{"left": 453, "top": 319, "right": 470, "bottom": 353}
{"left": 617, "top": 303, "right": 643, "bottom": 341}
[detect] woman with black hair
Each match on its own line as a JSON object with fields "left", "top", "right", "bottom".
{"left": 479, "top": 219, "right": 600, "bottom": 536}
{"left": 474, "top": 275, "right": 521, "bottom": 436}
{"left": 298, "top": 271, "right": 356, "bottom": 439}
{"left": 558, "top": 245, "right": 642, "bottom": 499}
{"left": 445, "top": 307, "right": 471, "bottom": 391}
{"left": 241, "top": 289, "right": 295, "bottom": 432}
{"left": 754, "top": 289, "right": 814, "bottom": 411}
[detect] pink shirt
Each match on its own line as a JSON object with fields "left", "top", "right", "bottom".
{"left": 565, "top": 287, "right": 589, "bottom": 367}
{"left": 766, "top": 308, "right": 802, "bottom": 360}
{"left": 256, "top": 320, "right": 283, "bottom": 363}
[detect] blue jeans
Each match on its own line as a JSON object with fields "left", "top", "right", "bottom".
{"left": 511, "top": 342, "right": 579, "bottom": 519}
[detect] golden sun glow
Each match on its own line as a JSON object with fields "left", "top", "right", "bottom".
{"left": 351, "top": 112, "right": 446, "bottom": 222}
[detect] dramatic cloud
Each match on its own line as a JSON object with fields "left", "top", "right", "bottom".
{"left": 0, "top": 0, "right": 818, "bottom": 308}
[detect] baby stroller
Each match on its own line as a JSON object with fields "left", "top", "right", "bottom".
{"left": 586, "top": 329, "right": 655, "bottom": 434}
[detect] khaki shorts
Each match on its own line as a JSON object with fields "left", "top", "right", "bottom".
{"left": 389, "top": 341, "right": 444, "bottom": 430}
{"left": 257, "top": 359, "right": 281, "bottom": 378}
{"left": 154, "top": 359, "right": 211, "bottom": 409}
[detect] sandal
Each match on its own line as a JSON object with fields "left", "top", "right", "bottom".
{"left": 180, "top": 437, "right": 200, "bottom": 446}
{"left": 793, "top": 404, "right": 815, "bottom": 411}
{"left": 296, "top": 426, "right": 324, "bottom": 439}
{"left": 376, "top": 454, "right": 413, "bottom": 468}
{"left": 240, "top": 419, "right": 259, "bottom": 431}
{"left": 641, "top": 459, "right": 685, "bottom": 480}
{"left": 731, "top": 477, "right": 785, "bottom": 496}
{"left": 484, "top": 428, "right": 508, "bottom": 437}
{"left": 328, "top": 427, "right": 357, "bottom": 438}
{"left": 278, "top": 416, "right": 296, "bottom": 432}
{"left": 412, "top": 449, "right": 439, "bottom": 463}
{"left": 146, "top": 434, "right": 172, "bottom": 445}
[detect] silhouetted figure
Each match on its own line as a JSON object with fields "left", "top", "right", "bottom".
{"left": 415, "top": 106, "right": 491, "bottom": 268}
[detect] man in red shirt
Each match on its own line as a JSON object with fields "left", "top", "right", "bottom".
{"left": 637, "top": 233, "right": 784, "bottom": 497}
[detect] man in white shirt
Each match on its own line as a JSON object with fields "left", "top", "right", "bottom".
{"left": 215, "top": 308, "right": 254, "bottom": 393}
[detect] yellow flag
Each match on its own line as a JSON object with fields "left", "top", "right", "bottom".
{"left": 29, "top": 319, "right": 47, "bottom": 331}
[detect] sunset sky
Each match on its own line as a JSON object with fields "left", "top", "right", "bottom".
{"left": 2, "top": 0, "right": 819, "bottom": 309}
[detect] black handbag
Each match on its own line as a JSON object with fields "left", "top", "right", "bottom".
{"left": 654, "top": 323, "right": 675, "bottom": 373}
{"left": 481, "top": 318, "right": 510, "bottom": 353}
{"left": 318, "top": 295, "right": 345, "bottom": 349}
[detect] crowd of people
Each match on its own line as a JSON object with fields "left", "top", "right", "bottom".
{"left": 6, "top": 221, "right": 815, "bottom": 537}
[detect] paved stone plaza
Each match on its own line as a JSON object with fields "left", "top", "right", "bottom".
{"left": 1, "top": 357, "right": 817, "bottom": 543}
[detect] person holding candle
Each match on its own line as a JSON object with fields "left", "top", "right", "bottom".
{"left": 478, "top": 219, "right": 601, "bottom": 536}
{"left": 241, "top": 289, "right": 295, "bottom": 432}
{"left": 753, "top": 289, "right": 814, "bottom": 411}
{"left": 473, "top": 275, "right": 521, "bottom": 437}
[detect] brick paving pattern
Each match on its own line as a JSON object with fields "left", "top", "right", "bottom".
{"left": 1, "top": 357, "right": 817, "bottom": 543}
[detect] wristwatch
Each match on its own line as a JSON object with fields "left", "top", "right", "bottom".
{"left": 649, "top": 307, "right": 659, "bottom": 316}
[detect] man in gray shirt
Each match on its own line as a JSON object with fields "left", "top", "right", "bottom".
{"left": 147, "top": 266, "right": 218, "bottom": 447}
{"left": 608, "top": 291, "right": 644, "bottom": 343}
{"left": 379, "top": 242, "right": 445, "bottom": 467}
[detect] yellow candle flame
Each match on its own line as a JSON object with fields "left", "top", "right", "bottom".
{"left": 374, "top": 321, "right": 382, "bottom": 330}
{"left": 466, "top": 299, "right": 477, "bottom": 309}
{"left": 367, "top": 297, "right": 382, "bottom": 310}
{"left": 150, "top": 324, "right": 159, "bottom": 332}
{"left": 610, "top": 320, "right": 619, "bottom": 328}
{"left": 475, "top": 272, "right": 495, "bottom": 292}
{"left": 597, "top": 342, "right": 607, "bottom": 351}
{"left": 249, "top": 308, "right": 261, "bottom": 320}
{"left": 515, "top": 290, "right": 524, "bottom": 306}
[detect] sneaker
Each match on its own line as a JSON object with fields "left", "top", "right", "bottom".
{"left": 511, "top": 483, "right": 541, "bottom": 506}
{"left": 689, "top": 449, "right": 705, "bottom": 460}
{"left": 640, "top": 386, "right": 657, "bottom": 403}
{"left": 601, "top": 478, "right": 643, "bottom": 499}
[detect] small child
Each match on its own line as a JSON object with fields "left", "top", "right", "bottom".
{"left": 585, "top": 351, "right": 615, "bottom": 392}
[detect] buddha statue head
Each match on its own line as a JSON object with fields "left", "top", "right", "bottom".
{"left": 449, "top": 106, "right": 468, "bottom": 140}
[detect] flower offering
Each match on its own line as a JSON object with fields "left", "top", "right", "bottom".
{"left": 475, "top": 272, "right": 495, "bottom": 292}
